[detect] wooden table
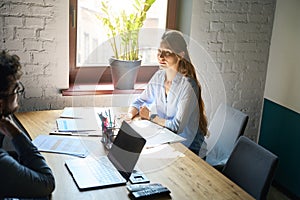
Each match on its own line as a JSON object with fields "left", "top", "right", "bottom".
{"left": 15, "top": 109, "right": 254, "bottom": 200}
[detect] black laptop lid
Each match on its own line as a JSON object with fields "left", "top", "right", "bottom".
{"left": 108, "top": 121, "right": 146, "bottom": 180}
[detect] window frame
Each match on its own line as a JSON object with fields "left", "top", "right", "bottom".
{"left": 65, "top": 0, "right": 177, "bottom": 95}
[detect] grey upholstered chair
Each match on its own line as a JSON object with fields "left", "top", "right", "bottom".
{"left": 203, "top": 103, "right": 249, "bottom": 169}
{"left": 222, "top": 136, "right": 279, "bottom": 200}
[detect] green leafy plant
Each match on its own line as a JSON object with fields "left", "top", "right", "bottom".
{"left": 99, "top": 0, "right": 156, "bottom": 61}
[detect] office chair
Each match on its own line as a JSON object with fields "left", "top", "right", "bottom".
{"left": 222, "top": 136, "right": 279, "bottom": 200}
{"left": 203, "top": 103, "right": 249, "bottom": 170}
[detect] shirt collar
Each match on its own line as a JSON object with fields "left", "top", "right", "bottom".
{"left": 162, "top": 70, "right": 183, "bottom": 84}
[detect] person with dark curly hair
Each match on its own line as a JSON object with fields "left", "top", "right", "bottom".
{"left": 0, "top": 51, "right": 55, "bottom": 199}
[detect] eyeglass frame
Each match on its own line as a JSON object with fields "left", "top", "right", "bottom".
{"left": 0, "top": 81, "right": 25, "bottom": 99}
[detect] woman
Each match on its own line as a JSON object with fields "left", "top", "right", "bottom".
{"left": 128, "top": 30, "right": 208, "bottom": 155}
{"left": 0, "top": 51, "right": 55, "bottom": 199}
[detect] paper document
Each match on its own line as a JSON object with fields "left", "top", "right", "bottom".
{"left": 60, "top": 107, "right": 104, "bottom": 119}
{"left": 32, "top": 135, "right": 88, "bottom": 158}
{"left": 129, "top": 120, "right": 185, "bottom": 147}
{"left": 56, "top": 118, "right": 101, "bottom": 132}
{"left": 58, "top": 107, "right": 119, "bottom": 132}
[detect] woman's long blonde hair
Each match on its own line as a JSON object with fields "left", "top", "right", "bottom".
{"left": 161, "top": 30, "right": 208, "bottom": 136}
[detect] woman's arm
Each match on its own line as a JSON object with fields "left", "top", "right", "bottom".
{"left": 128, "top": 71, "right": 161, "bottom": 119}
{"left": 151, "top": 114, "right": 166, "bottom": 127}
{"left": 127, "top": 106, "right": 139, "bottom": 119}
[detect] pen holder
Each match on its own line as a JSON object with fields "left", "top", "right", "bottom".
{"left": 101, "top": 126, "right": 115, "bottom": 149}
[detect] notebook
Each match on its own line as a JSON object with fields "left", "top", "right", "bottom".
{"left": 65, "top": 121, "right": 146, "bottom": 190}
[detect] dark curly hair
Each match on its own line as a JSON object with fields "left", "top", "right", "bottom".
{"left": 0, "top": 50, "right": 23, "bottom": 93}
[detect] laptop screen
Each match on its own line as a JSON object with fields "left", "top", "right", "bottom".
{"left": 108, "top": 121, "right": 146, "bottom": 180}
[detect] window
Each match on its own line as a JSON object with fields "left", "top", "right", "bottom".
{"left": 66, "top": 0, "right": 177, "bottom": 95}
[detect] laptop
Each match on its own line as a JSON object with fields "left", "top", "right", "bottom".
{"left": 65, "top": 120, "right": 146, "bottom": 190}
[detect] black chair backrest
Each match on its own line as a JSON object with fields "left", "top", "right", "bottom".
{"left": 222, "top": 136, "right": 279, "bottom": 200}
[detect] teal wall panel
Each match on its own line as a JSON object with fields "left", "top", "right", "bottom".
{"left": 259, "top": 98, "right": 300, "bottom": 198}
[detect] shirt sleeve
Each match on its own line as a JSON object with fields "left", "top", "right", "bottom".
{"left": 0, "top": 133, "right": 55, "bottom": 198}
{"left": 130, "top": 71, "right": 160, "bottom": 110}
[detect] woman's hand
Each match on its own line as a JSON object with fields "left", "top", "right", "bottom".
{"left": 0, "top": 116, "right": 22, "bottom": 139}
{"left": 139, "top": 106, "right": 150, "bottom": 120}
{"left": 127, "top": 106, "right": 139, "bottom": 120}
{"left": 151, "top": 115, "right": 166, "bottom": 127}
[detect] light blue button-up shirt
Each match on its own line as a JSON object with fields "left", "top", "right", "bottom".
{"left": 131, "top": 70, "right": 205, "bottom": 154}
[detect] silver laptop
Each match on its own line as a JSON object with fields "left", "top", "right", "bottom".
{"left": 65, "top": 121, "right": 146, "bottom": 190}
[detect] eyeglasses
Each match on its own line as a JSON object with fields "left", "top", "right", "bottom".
{"left": 0, "top": 81, "right": 25, "bottom": 99}
{"left": 157, "top": 48, "right": 175, "bottom": 58}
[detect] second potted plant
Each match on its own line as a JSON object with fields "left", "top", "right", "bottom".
{"left": 100, "top": 0, "right": 156, "bottom": 90}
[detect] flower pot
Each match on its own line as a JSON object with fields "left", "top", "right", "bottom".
{"left": 109, "top": 57, "right": 141, "bottom": 90}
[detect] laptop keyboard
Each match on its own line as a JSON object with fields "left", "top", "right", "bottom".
{"left": 87, "top": 156, "right": 125, "bottom": 184}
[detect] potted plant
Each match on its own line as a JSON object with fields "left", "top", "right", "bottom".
{"left": 99, "top": 0, "right": 156, "bottom": 90}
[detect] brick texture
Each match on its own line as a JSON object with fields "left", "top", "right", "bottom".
{"left": 190, "top": 0, "right": 276, "bottom": 140}
{"left": 0, "top": 0, "right": 68, "bottom": 112}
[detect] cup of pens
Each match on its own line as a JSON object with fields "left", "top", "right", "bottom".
{"left": 99, "top": 110, "right": 115, "bottom": 149}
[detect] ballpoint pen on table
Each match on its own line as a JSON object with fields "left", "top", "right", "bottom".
{"left": 49, "top": 130, "right": 101, "bottom": 137}
{"left": 108, "top": 109, "right": 112, "bottom": 127}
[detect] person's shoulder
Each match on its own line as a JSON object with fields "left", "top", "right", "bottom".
{"left": 180, "top": 75, "right": 196, "bottom": 86}
{"left": 186, "top": 77, "right": 197, "bottom": 87}
{"left": 181, "top": 76, "right": 199, "bottom": 94}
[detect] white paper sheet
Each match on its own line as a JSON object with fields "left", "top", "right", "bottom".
{"left": 56, "top": 118, "right": 101, "bottom": 132}
{"left": 129, "top": 120, "right": 186, "bottom": 147}
{"left": 32, "top": 135, "right": 89, "bottom": 158}
{"left": 60, "top": 107, "right": 105, "bottom": 119}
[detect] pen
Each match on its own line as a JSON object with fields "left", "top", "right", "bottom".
{"left": 49, "top": 131, "right": 102, "bottom": 137}
{"left": 98, "top": 112, "right": 108, "bottom": 129}
{"left": 108, "top": 109, "right": 112, "bottom": 127}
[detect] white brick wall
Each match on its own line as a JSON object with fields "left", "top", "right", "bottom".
{"left": 0, "top": 0, "right": 276, "bottom": 140}
{"left": 0, "top": 0, "right": 69, "bottom": 111}
{"left": 190, "top": 0, "right": 276, "bottom": 140}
